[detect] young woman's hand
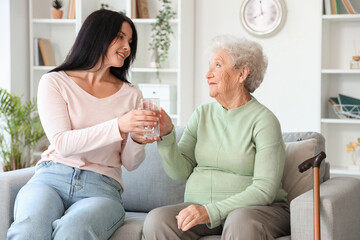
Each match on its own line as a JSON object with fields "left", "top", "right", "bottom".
{"left": 159, "top": 108, "right": 174, "bottom": 137}
{"left": 130, "top": 132, "right": 160, "bottom": 144}
{"left": 117, "top": 109, "right": 159, "bottom": 138}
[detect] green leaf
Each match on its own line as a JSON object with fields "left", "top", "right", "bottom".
{"left": 0, "top": 88, "right": 45, "bottom": 171}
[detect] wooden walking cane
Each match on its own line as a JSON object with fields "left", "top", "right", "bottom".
{"left": 298, "top": 151, "right": 326, "bottom": 240}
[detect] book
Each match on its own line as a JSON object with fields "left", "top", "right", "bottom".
{"left": 38, "top": 39, "right": 56, "bottom": 66}
{"left": 338, "top": 93, "right": 360, "bottom": 114}
{"left": 68, "top": 0, "right": 76, "bottom": 19}
{"left": 331, "top": 0, "right": 340, "bottom": 14}
{"left": 329, "top": 96, "right": 339, "bottom": 105}
{"left": 324, "top": 0, "right": 332, "bottom": 15}
{"left": 329, "top": 96, "right": 341, "bottom": 111}
{"left": 33, "top": 38, "right": 44, "bottom": 66}
{"left": 341, "top": 0, "right": 356, "bottom": 14}
{"left": 136, "top": 0, "right": 149, "bottom": 18}
{"left": 131, "top": 0, "right": 137, "bottom": 18}
{"left": 34, "top": 38, "right": 39, "bottom": 66}
{"left": 350, "top": 0, "right": 360, "bottom": 13}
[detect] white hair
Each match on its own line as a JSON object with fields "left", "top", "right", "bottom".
{"left": 211, "top": 35, "right": 268, "bottom": 93}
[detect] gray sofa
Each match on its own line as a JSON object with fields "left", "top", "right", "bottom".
{"left": 1, "top": 126, "right": 360, "bottom": 240}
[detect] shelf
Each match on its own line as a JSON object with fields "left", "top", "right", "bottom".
{"left": 132, "top": 18, "right": 178, "bottom": 24}
{"left": 131, "top": 68, "right": 178, "bottom": 73}
{"left": 330, "top": 166, "right": 360, "bottom": 177}
{"left": 322, "top": 69, "right": 360, "bottom": 74}
{"left": 321, "top": 118, "right": 360, "bottom": 124}
{"left": 33, "top": 66, "right": 55, "bottom": 71}
{"left": 32, "top": 19, "right": 76, "bottom": 24}
{"left": 322, "top": 14, "right": 360, "bottom": 22}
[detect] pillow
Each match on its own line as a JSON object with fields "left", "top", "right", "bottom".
{"left": 281, "top": 138, "right": 317, "bottom": 203}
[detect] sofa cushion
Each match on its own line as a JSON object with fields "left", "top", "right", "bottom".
{"left": 121, "top": 126, "right": 186, "bottom": 212}
{"left": 282, "top": 131, "right": 327, "bottom": 182}
{"left": 109, "top": 212, "right": 147, "bottom": 240}
{"left": 282, "top": 138, "right": 317, "bottom": 203}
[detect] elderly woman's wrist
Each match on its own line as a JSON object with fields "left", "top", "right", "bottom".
{"left": 159, "top": 124, "right": 174, "bottom": 141}
{"left": 164, "top": 124, "right": 174, "bottom": 136}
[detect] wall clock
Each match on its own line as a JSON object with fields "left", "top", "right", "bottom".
{"left": 240, "top": 0, "right": 287, "bottom": 37}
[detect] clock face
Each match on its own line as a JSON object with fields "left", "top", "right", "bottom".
{"left": 241, "top": 0, "right": 286, "bottom": 37}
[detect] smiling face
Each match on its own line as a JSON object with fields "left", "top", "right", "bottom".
{"left": 206, "top": 49, "right": 242, "bottom": 99}
{"left": 105, "top": 22, "right": 133, "bottom": 68}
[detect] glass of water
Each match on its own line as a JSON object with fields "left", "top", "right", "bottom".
{"left": 140, "top": 98, "right": 160, "bottom": 137}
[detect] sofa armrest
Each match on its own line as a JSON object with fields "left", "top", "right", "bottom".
{"left": 0, "top": 167, "right": 35, "bottom": 239}
{"left": 290, "top": 177, "right": 360, "bottom": 240}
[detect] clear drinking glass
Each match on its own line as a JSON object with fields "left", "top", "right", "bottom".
{"left": 140, "top": 98, "right": 160, "bottom": 137}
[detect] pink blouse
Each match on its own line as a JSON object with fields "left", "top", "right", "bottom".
{"left": 37, "top": 71, "right": 145, "bottom": 190}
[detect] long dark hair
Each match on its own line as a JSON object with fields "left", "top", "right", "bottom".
{"left": 51, "top": 9, "right": 137, "bottom": 83}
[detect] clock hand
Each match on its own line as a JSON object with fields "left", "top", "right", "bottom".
{"left": 259, "top": 0, "right": 264, "bottom": 15}
{"left": 253, "top": 13, "right": 263, "bottom": 19}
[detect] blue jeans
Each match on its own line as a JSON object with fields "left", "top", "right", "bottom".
{"left": 7, "top": 161, "right": 125, "bottom": 240}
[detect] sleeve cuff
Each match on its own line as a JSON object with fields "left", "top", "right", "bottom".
{"left": 112, "top": 118, "right": 124, "bottom": 141}
{"left": 158, "top": 128, "right": 176, "bottom": 147}
{"left": 204, "top": 203, "right": 221, "bottom": 229}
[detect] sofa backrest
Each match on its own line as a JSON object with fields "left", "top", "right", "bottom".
{"left": 281, "top": 132, "right": 328, "bottom": 203}
{"left": 121, "top": 126, "right": 186, "bottom": 212}
{"left": 121, "top": 127, "right": 328, "bottom": 212}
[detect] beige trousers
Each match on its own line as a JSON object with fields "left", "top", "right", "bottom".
{"left": 142, "top": 202, "right": 290, "bottom": 240}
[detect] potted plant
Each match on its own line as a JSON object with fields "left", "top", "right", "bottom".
{"left": 0, "top": 89, "right": 45, "bottom": 171}
{"left": 149, "top": 0, "right": 176, "bottom": 81}
{"left": 52, "top": 0, "right": 63, "bottom": 19}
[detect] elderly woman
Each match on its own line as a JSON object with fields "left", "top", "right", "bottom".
{"left": 142, "top": 35, "right": 290, "bottom": 239}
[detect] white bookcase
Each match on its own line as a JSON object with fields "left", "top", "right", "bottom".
{"left": 320, "top": 12, "right": 360, "bottom": 178}
{"left": 29, "top": 0, "right": 194, "bottom": 160}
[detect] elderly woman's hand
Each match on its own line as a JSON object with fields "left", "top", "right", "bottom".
{"left": 159, "top": 107, "right": 174, "bottom": 137}
{"left": 176, "top": 204, "right": 210, "bottom": 231}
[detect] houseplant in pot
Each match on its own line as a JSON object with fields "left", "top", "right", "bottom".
{"left": 0, "top": 89, "right": 45, "bottom": 171}
{"left": 52, "top": 0, "right": 63, "bottom": 19}
{"left": 149, "top": 0, "right": 176, "bottom": 81}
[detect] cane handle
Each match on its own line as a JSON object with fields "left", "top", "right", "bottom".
{"left": 298, "top": 151, "right": 326, "bottom": 173}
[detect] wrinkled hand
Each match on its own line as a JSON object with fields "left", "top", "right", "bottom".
{"left": 176, "top": 204, "right": 210, "bottom": 231}
{"left": 118, "top": 109, "right": 159, "bottom": 138}
{"left": 159, "top": 108, "right": 174, "bottom": 137}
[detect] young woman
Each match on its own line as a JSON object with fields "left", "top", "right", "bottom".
{"left": 8, "top": 9, "right": 159, "bottom": 240}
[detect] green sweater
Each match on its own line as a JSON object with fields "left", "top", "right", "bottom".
{"left": 158, "top": 97, "right": 287, "bottom": 229}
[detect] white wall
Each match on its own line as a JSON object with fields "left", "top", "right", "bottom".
{"left": 193, "top": 0, "right": 322, "bottom": 132}
{"left": 0, "top": 0, "right": 29, "bottom": 98}
{"left": 10, "top": 0, "right": 30, "bottom": 99}
{"left": 0, "top": 0, "right": 11, "bottom": 91}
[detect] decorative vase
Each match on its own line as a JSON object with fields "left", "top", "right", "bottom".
{"left": 149, "top": 50, "right": 159, "bottom": 68}
{"left": 350, "top": 56, "right": 360, "bottom": 69}
{"left": 52, "top": 9, "right": 63, "bottom": 19}
{"left": 349, "top": 148, "right": 360, "bottom": 171}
